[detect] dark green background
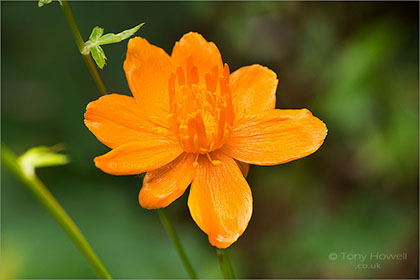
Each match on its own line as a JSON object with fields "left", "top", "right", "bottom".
{"left": 2, "top": 1, "right": 419, "bottom": 278}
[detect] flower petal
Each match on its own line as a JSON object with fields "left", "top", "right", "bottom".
{"left": 139, "top": 153, "right": 196, "bottom": 209}
{"left": 171, "top": 32, "right": 223, "bottom": 78}
{"left": 94, "top": 141, "right": 183, "bottom": 175}
{"left": 124, "top": 37, "right": 176, "bottom": 123}
{"left": 230, "top": 65, "right": 278, "bottom": 116}
{"left": 235, "top": 160, "right": 250, "bottom": 178}
{"left": 188, "top": 151, "right": 252, "bottom": 249}
{"left": 85, "top": 94, "right": 173, "bottom": 149}
{"left": 222, "top": 109, "right": 327, "bottom": 165}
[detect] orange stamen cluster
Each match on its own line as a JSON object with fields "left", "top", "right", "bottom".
{"left": 168, "top": 57, "right": 234, "bottom": 164}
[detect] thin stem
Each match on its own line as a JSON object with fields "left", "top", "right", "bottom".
{"left": 1, "top": 143, "right": 112, "bottom": 279}
{"left": 60, "top": 1, "right": 107, "bottom": 96}
{"left": 60, "top": 3, "right": 197, "bottom": 279}
{"left": 217, "top": 249, "right": 236, "bottom": 279}
{"left": 157, "top": 209, "right": 198, "bottom": 279}
{"left": 217, "top": 249, "right": 228, "bottom": 279}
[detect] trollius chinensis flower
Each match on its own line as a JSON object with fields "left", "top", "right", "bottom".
{"left": 84, "top": 32, "right": 327, "bottom": 248}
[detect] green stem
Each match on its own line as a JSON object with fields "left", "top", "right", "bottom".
{"left": 60, "top": 3, "right": 197, "bottom": 279}
{"left": 60, "top": 0, "right": 107, "bottom": 96}
{"left": 217, "top": 249, "right": 236, "bottom": 279}
{"left": 217, "top": 249, "right": 228, "bottom": 279}
{"left": 157, "top": 209, "right": 198, "bottom": 279}
{"left": 1, "top": 143, "right": 112, "bottom": 279}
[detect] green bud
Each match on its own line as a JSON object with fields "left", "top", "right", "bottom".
{"left": 38, "top": 0, "right": 62, "bottom": 7}
{"left": 38, "top": 0, "right": 53, "bottom": 7}
{"left": 18, "top": 145, "right": 70, "bottom": 177}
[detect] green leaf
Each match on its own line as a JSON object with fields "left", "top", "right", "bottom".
{"left": 97, "top": 23, "right": 145, "bottom": 45}
{"left": 90, "top": 46, "right": 107, "bottom": 69}
{"left": 89, "top": 26, "right": 104, "bottom": 42}
{"left": 38, "top": 0, "right": 53, "bottom": 7}
{"left": 82, "top": 23, "right": 144, "bottom": 68}
{"left": 18, "top": 145, "right": 70, "bottom": 177}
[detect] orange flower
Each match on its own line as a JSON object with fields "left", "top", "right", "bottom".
{"left": 84, "top": 32, "right": 327, "bottom": 248}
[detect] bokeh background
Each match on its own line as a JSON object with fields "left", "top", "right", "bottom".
{"left": 2, "top": 1, "right": 419, "bottom": 279}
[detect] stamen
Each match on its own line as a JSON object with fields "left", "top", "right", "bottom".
{"left": 211, "top": 66, "right": 219, "bottom": 81}
{"left": 167, "top": 58, "right": 234, "bottom": 155}
{"left": 222, "top": 64, "right": 230, "bottom": 82}
{"left": 206, "top": 153, "right": 222, "bottom": 165}
{"left": 215, "top": 107, "right": 226, "bottom": 145}
{"left": 156, "top": 127, "right": 168, "bottom": 135}
{"left": 193, "top": 153, "right": 200, "bottom": 168}
{"left": 176, "top": 67, "right": 186, "bottom": 85}
{"left": 194, "top": 114, "right": 208, "bottom": 149}
{"left": 205, "top": 69, "right": 217, "bottom": 92}
{"left": 186, "top": 56, "right": 199, "bottom": 86}
{"left": 191, "top": 66, "right": 199, "bottom": 84}
{"left": 168, "top": 73, "right": 176, "bottom": 112}
{"left": 225, "top": 88, "right": 234, "bottom": 126}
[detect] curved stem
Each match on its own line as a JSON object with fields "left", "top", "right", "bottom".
{"left": 217, "top": 249, "right": 236, "bottom": 279}
{"left": 1, "top": 143, "right": 112, "bottom": 279}
{"left": 60, "top": 0, "right": 107, "bottom": 96}
{"left": 157, "top": 209, "right": 198, "bottom": 279}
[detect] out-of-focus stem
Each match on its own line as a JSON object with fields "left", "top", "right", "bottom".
{"left": 60, "top": 3, "right": 200, "bottom": 279}
{"left": 157, "top": 209, "right": 198, "bottom": 279}
{"left": 217, "top": 248, "right": 236, "bottom": 279}
{"left": 1, "top": 143, "right": 112, "bottom": 279}
{"left": 60, "top": 0, "right": 107, "bottom": 96}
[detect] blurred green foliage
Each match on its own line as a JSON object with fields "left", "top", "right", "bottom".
{"left": 2, "top": 1, "right": 418, "bottom": 279}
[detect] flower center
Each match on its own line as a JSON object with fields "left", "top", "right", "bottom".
{"left": 168, "top": 57, "right": 234, "bottom": 161}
